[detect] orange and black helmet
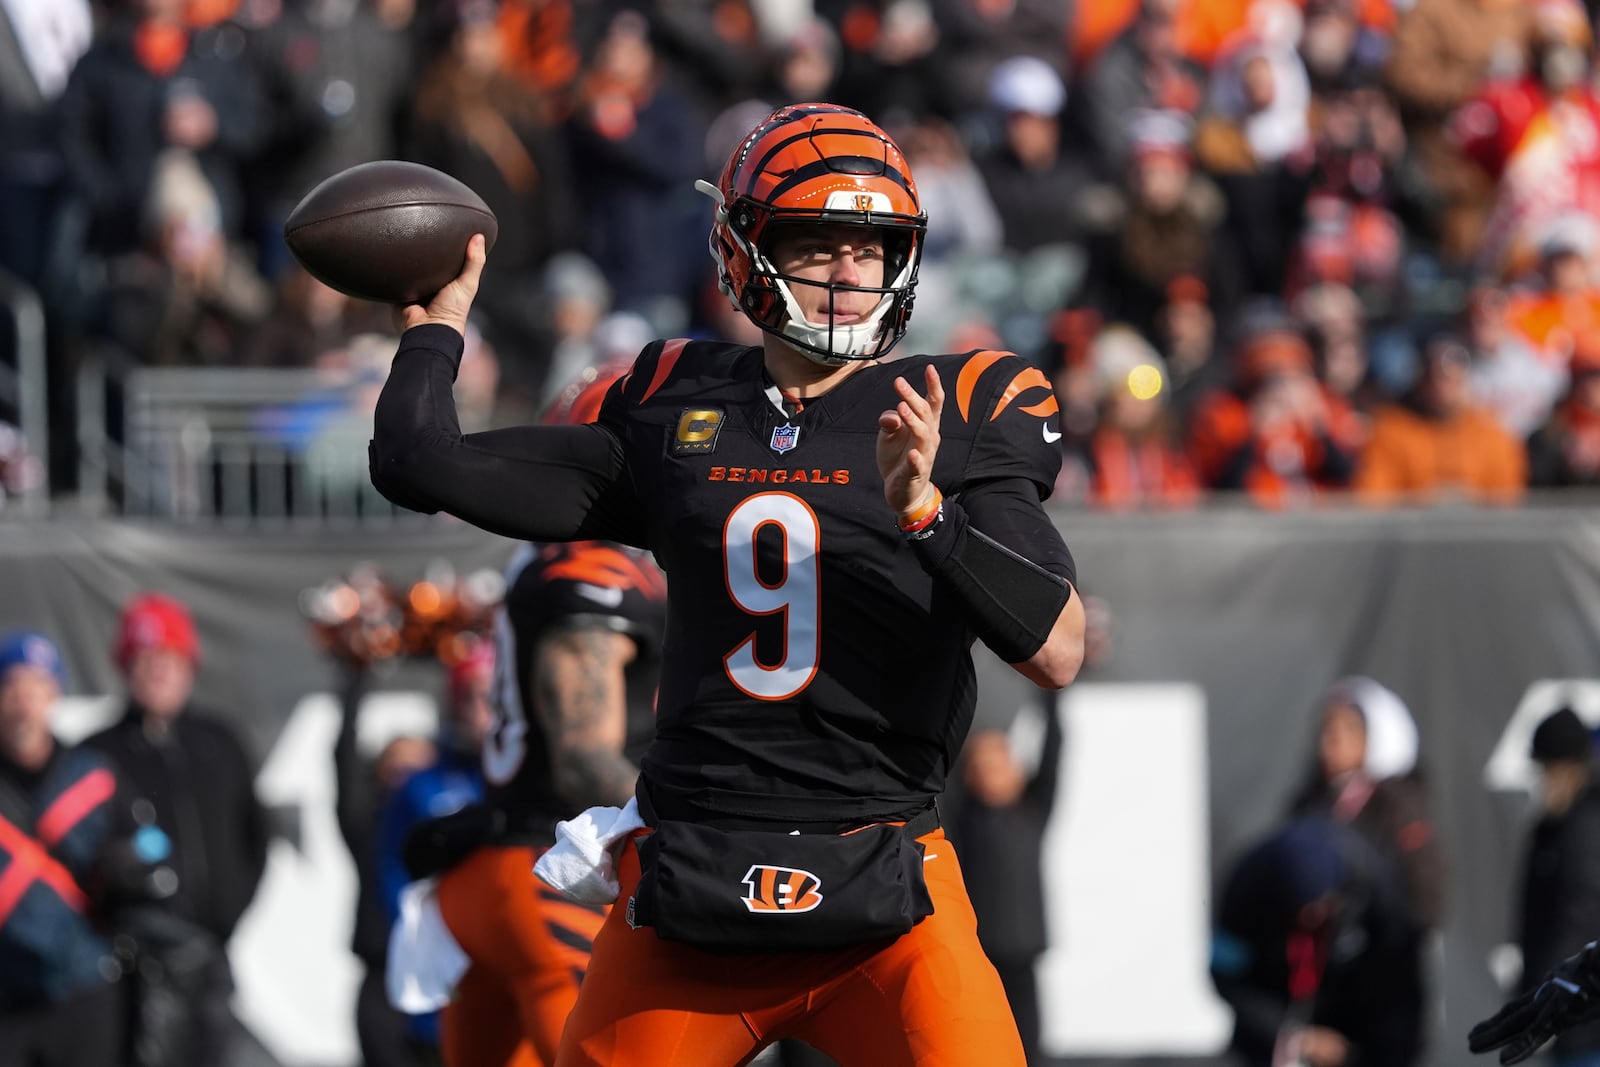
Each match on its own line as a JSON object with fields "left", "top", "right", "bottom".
{"left": 696, "top": 103, "right": 927, "bottom": 365}
{"left": 540, "top": 361, "right": 632, "bottom": 426}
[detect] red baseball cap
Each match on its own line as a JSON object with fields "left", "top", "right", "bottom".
{"left": 115, "top": 593, "right": 200, "bottom": 672}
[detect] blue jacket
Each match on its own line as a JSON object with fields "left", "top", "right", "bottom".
{"left": 0, "top": 744, "right": 120, "bottom": 1008}
{"left": 376, "top": 748, "right": 483, "bottom": 1042}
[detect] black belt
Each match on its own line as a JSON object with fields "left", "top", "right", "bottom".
{"left": 637, "top": 778, "right": 940, "bottom": 837}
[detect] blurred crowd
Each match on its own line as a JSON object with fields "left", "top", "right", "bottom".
{"left": 12, "top": 0, "right": 1600, "bottom": 508}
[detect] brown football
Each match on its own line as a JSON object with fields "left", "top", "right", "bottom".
{"left": 283, "top": 160, "right": 498, "bottom": 305}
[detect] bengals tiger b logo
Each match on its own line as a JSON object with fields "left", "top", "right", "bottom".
{"left": 742, "top": 864, "right": 824, "bottom": 914}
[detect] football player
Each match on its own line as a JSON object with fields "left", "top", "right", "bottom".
{"left": 371, "top": 102, "right": 1086, "bottom": 1066}
{"left": 413, "top": 365, "right": 667, "bottom": 1067}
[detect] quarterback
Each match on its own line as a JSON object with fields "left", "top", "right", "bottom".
{"left": 370, "top": 103, "right": 1085, "bottom": 1066}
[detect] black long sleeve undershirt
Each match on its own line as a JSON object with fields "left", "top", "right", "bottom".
{"left": 369, "top": 325, "right": 641, "bottom": 544}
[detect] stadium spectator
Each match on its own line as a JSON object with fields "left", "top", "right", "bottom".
{"left": 0, "top": 0, "right": 92, "bottom": 286}
{"left": 408, "top": 0, "right": 579, "bottom": 377}
{"left": 0, "top": 631, "right": 138, "bottom": 1067}
{"left": 925, "top": 0, "right": 1071, "bottom": 120}
{"left": 564, "top": 7, "right": 705, "bottom": 330}
{"left": 1290, "top": 676, "right": 1445, "bottom": 932}
{"left": 1465, "top": 284, "right": 1568, "bottom": 440}
{"left": 1353, "top": 332, "right": 1527, "bottom": 506}
{"left": 1195, "top": 26, "right": 1316, "bottom": 299}
{"left": 1504, "top": 216, "right": 1600, "bottom": 361}
{"left": 647, "top": 0, "right": 768, "bottom": 109}
{"left": 98, "top": 146, "right": 272, "bottom": 367}
{"left": 1156, "top": 275, "right": 1229, "bottom": 423}
{"left": 1211, "top": 816, "right": 1426, "bottom": 1067}
{"left": 948, "top": 697, "right": 1063, "bottom": 1065}
{"left": 1293, "top": 281, "right": 1373, "bottom": 453}
{"left": 238, "top": 264, "right": 395, "bottom": 369}
{"left": 1513, "top": 706, "right": 1600, "bottom": 1065}
{"left": 332, "top": 659, "right": 440, "bottom": 1067}
{"left": 1082, "top": 107, "right": 1230, "bottom": 342}
{"left": 1069, "top": 0, "right": 1206, "bottom": 181}
{"left": 975, "top": 55, "right": 1096, "bottom": 256}
{"left": 245, "top": 0, "right": 417, "bottom": 280}
{"left": 54, "top": 0, "right": 267, "bottom": 262}
{"left": 1384, "top": 0, "right": 1531, "bottom": 264}
{"left": 1467, "top": 0, "right": 1600, "bottom": 282}
{"left": 764, "top": 18, "right": 843, "bottom": 106}
{"left": 84, "top": 591, "right": 270, "bottom": 1067}
{"left": 1186, "top": 314, "right": 1356, "bottom": 507}
{"left": 1298, "top": 0, "right": 1391, "bottom": 94}
{"left": 1528, "top": 331, "right": 1600, "bottom": 487}
{"left": 1061, "top": 325, "right": 1201, "bottom": 510}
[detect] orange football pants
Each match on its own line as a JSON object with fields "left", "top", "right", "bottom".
{"left": 436, "top": 845, "right": 608, "bottom": 1067}
{"left": 554, "top": 827, "right": 1026, "bottom": 1067}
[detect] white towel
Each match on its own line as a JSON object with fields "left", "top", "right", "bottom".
{"left": 386, "top": 878, "right": 470, "bottom": 1013}
{"left": 533, "top": 796, "right": 645, "bottom": 904}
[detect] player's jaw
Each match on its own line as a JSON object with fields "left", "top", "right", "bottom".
{"left": 788, "top": 279, "right": 879, "bottom": 327}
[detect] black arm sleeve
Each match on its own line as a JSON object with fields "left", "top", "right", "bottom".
{"left": 370, "top": 325, "right": 642, "bottom": 544}
{"left": 910, "top": 477, "right": 1076, "bottom": 664}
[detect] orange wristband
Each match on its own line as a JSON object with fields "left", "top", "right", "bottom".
{"left": 897, "top": 487, "right": 943, "bottom": 534}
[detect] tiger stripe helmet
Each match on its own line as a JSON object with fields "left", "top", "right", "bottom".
{"left": 696, "top": 103, "right": 927, "bottom": 365}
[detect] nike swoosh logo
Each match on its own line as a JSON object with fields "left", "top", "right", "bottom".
{"left": 575, "top": 582, "right": 625, "bottom": 608}
{"left": 1042, "top": 425, "right": 1063, "bottom": 444}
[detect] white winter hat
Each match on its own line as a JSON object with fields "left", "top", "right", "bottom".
{"left": 1325, "top": 675, "right": 1420, "bottom": 780}
{"left": 988, "top": 56, "right": 1067, "bottom": 117}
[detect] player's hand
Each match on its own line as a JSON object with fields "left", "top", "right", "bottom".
{"left": 877, "top": 364, "right": 943, "bottom": 521}
{"left": 399, "top": 233, "right": 487, "bottom": 336}
{"left": 1470, "top": 942, "right": 1600, "bottom": 1064}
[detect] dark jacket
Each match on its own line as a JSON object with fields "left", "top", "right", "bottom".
{"left": 333, "top": 669, "right": 391, "bottom": 968}
{"left": 0, "top": 744, "right": 121, "bottom": 1008}
{"left": 85, "top": 704, "right": 268, "bottom": 943}
{"left": 1212, "top": 818, "right": 1425, "bottom": 1067}
{"left": 948, "top": 700, "right": 1061, "bottom": 963}
{"left": 1293, "top": 770, "right": 1446, "bottom": 931}
{"left": 54, "top": 14, "right": 265, "bottom": 257}
{"left": 1519, "top": 777, "right": 1600, "bottom": 1055}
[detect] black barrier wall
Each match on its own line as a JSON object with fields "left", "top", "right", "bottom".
{"left": 0, "top": 509, "right": 1592, "bottom": 1064}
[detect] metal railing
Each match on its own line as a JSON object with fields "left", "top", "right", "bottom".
{"left": 115, "top": 364, "right": 412, "bottom": 526}
{"left": 0, "top": 269, "right": 48, "bottom": 517}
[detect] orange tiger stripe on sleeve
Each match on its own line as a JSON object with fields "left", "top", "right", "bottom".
{"left": 990, "top": 367, "right": 1053, "bottom": 420}
{"left": 955, "top": 350, "right": 1007, "bottom": 423}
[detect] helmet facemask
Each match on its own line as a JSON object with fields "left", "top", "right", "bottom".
{"left": 698, "top": 104, "right": 928, "bottom": 368}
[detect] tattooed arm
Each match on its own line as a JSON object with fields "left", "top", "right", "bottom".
{"left": 533, "top": 625, "right": 641, "bottom": 810}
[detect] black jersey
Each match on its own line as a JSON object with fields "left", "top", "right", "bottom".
{"left": 591, "top": 341, "right": 1073, "bottom": 827}
{"left": 484, "top": 540, "right": 666, "bottom": 841}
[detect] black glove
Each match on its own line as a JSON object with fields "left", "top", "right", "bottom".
{"left": 401, "top": 803, "right": 502, "bottom": 880}
{"left": 1470, "top": 942, "right": 1600, "bottom": 1064}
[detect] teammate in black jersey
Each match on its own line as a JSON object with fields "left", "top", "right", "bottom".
{"left": 371, "top": 102, "right": 1085, "bottom": 1067}
{"left": 427, "top": 367, "right": 667, "bottom": 1067}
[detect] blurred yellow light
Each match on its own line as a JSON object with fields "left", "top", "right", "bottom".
{"left": 1127, "top": 364, "right": 1163, "bottom": 400}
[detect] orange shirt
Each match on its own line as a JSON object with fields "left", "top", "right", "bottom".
{"left": 1088, "top": 431, "right": 1202, "bottom": 511}
{"left": 1505, "top": 292, "right": 1600, "bottom": 361}
{"left": 1354, "top": 403, "right": 1527, "bottom": 505}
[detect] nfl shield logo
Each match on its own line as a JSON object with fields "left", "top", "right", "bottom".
{"left": 770, "top": 424, "right": 800, "bottom": 454}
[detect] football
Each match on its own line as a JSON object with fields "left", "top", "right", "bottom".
{"left": 283, "top": 160, "right": 499, "bottom": 305}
